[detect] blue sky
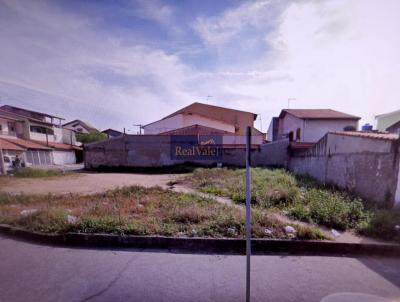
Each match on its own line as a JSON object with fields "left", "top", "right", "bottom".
{"left": 0, "top": 0, "right": 399, "bottom": 133}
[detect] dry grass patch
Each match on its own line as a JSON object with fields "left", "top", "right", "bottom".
{"left": 0, "top": 186, "right": 327, "bottom": 240}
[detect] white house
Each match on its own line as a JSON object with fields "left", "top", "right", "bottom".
{"left": 63, "top": 119, "right": 98, "bottom": 134}
{"left": 270, "top": 109, "right": 360, "bottom": 143}
{"left": 143, "top": 102, "right": 265, "bottom": 146}
{"left": 0, "top": 105, "right": 82, "bottom": 166}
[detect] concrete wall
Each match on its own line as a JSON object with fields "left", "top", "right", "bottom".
{"left": 278, "top": 114, "right": 303, "bottom": 141}
{"left": 252, "top": 140, "right": 289, "bottom": 167}
{"left": 289, "top": 133, "right": 400, "bottom": 206}
{"left": 278, "top": 113, "right": 358, "bottom": 143}
{"left": 303, "top": 119, "right": 358, "bottom": 142}
{"left": 182, "top": 114, "right": 235, "bottom": 133}
{"left": 85, "top": 135, "right": 268, "bottom": 169}
{"left": 143, "top": 114, "right": 183, "bottom": 134}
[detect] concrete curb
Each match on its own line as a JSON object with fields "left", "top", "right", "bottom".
{"left": 1, "top": 224, "right": 399, "bottom": 256}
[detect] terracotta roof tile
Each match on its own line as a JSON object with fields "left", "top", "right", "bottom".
{"left": 159, "top": 124, "right": 234, "bottom": 135}
{"left": 0, "top": 138, "right": 26, "bottom": 151}
{"left": 331, "top": 131, "right": 400, "bottom": 140}
{"left": 1, "top": 137, "right": 52, "bottom": 150}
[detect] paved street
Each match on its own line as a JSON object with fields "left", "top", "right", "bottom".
{"left": 0, "top": 235, "right": 399, "bottom": 302}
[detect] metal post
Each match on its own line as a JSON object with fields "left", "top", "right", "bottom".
{"left": 245, "top": 126, "right": 252, "bottom": 302}
{"left": 0, "top": 148, "right": 5, "bottom": 175}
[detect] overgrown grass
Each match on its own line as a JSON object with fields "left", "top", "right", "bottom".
{"left": 188, "top": 167, "right": 300, "bottom": 207}
{"left": 289, "top": 189, "right": 369, "bottom": 230}
{"left": 0, "top": 186, "right": 326, "bottom": 240}
{"left": 183, "top": 168, "right": 400, "bottom": 243}
{"left": 13, "top": 167, "right": 63, "bottom": 178}
{"left": 359, "top": 209, "right": 400, "bottom": 242}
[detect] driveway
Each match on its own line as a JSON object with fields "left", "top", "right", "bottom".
{"left": 0, "top": 235, "right": 399, "bottom": 302}
{"left": 0, "top": 172, "right": 184, "bottom": 195}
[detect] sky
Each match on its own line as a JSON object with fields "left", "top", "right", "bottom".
{"left": 0, "top": 0, "right": 399, "bottom": 133}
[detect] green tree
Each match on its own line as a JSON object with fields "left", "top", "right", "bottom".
{"left": 76, "top": 131, "right": 107, "bottom": 144}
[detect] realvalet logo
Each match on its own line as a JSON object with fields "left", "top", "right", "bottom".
{"left": 170, "top": 135, "right": 223, "bottom": 160}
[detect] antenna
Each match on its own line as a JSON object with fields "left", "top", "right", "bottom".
{"left": 206, "top": 95, "right": 212, "bottom": 104}
{"left": 287, "top": 98, "right": 296, "bottom": 109}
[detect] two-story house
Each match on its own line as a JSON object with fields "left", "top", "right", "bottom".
{"left": 0, "top": 105, "right": 81, "bottom": 169}
{"left": 268, "top": 109, "right": 360, "bottom": 143}
{"left": 143, "top": 102, "right": 265, "bottom": 146}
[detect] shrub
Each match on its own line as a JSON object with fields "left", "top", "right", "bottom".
{"left": 359, "top": 209, "right": 400, "bottom": 243}
{"left": 289, "top": 189, "right": 369, "bottom": 230}
{"left": 13, "top": 167, "right": 62, "bottom": 178}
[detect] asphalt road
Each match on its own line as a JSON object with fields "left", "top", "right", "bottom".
{"left": 0, "top": 235, "right": 399, "bottom": 302}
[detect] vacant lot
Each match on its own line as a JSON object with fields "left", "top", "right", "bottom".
{"left": 0, "top": 172, "right": 181, "bottom": 195}
{"left": 182, "top": 167, "right": 400, "bottom": 243}
{"left": 0, "top": 186, "right": 326, "bottom": 239}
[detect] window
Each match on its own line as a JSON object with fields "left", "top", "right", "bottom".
{"left": 296, "top": 128, "right": 301, "bottom": 141}
{"left": 343, "top": 125, "right": 356, "bottom": 131}
{"left": 7, "top": 122, "right": 15, "bottom": 132}
{"left": 0, "top": 124, "right": 2, "bottom": 131}
{"left": 30, "top": 125, "right": 54, "bottom": 135}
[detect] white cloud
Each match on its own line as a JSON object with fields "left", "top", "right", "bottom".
{"left": 193, "top": 0, "right": 277, "bottom": 47}
{"left": 0, "top": 0, "right": 197, "bottom": 131}
{"left": 193, "top": 0, "right": 400, "bottom": 129}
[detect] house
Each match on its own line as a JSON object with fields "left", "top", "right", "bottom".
{"left": 386, "top": 121, "right": 400, "bottom": 134}
{"left": 0, "top": 105, "right": 82, "bottom": 168}
{"left": 63, "top": 119, "right": 98, "bottom": 134}
{"left": 269, "top": 109, "right": 360, "bottom": 143}
{"left": 102, "top": 128, "right": 123, "bottom": 138}
{"left": 143, "top": 102, "right": 265, "bottom": 145}
{"left": 375, "top": 110, "right": 400, "bottom": 132}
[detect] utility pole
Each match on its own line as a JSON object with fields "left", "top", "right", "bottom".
{"left": 133, "top": 124, "right": 143, "bottom": 135}
{"left": 245, "top": 126, "right": 252, "bottom": 302}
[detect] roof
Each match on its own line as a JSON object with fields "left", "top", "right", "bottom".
{"left": 63, "top": 119, "right": 98, "bottom": 132}
{"left": 0, "top": 138, "right": 26, "bottom": 151}
{"left": 0, "top": 113, "right": 23, "bottom": 122}
{"left": 330, "top": 131, "right": 400, "bottom": 141}
{"left": 375, "top": 109, "right": 400, "bottom": 119}
{"left": 102, "top": 128, "right": 123, "bottom": 135}
{"left": 1, "top": 137, "right": 52, "bottom": 150}
{"left": 159, "top": 124, "right": 234, "bottom": 135}
{"left": 279, "top": 109, "right": 361, "bottom": 120}
{"left": 32, "top": 140, "right": 82, "bottom": 151}
{"left": 145, "top": 102, "right": 257, "bottom": 127}
{"left": 0, "top": 108, "right": 53, "bottom": 126}
{"left": 0, "top": 105, "right": 64, "bottom": 120}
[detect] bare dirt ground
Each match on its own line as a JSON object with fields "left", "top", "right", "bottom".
{"left": 0, "top": 172, "right": 185, "bottom": 195}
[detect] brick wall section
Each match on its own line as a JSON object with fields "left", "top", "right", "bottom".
{"left": 288, "top": 133, "right": 400, "bottom": 206}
